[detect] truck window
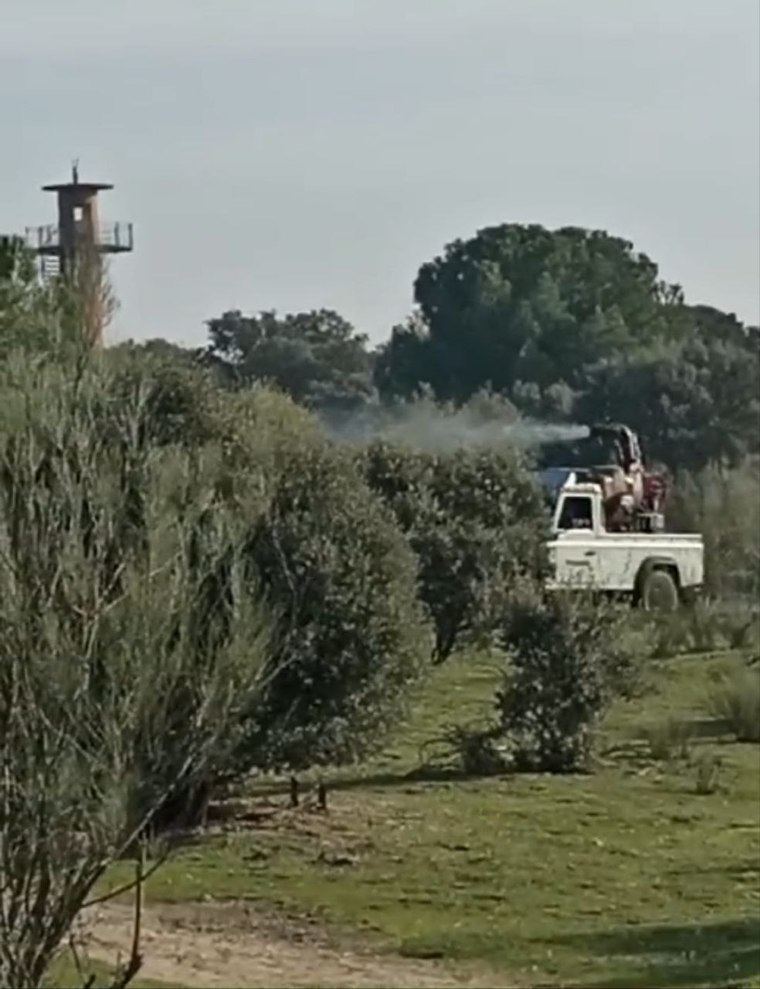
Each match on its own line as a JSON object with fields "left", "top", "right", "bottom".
{"left": 558, "top": 495, "right": 593, "bottom": 530}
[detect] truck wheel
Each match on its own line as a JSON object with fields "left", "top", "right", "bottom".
{"left": 639, "top": 569, "right": 679, "bottom": 612}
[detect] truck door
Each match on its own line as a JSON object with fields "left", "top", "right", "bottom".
{"left": 552, "top": 494, "right": 601, "bottom": 588}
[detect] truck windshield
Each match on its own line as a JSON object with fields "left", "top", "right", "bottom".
{"left": 558, "top": 496, "right": 593, "bottom": 530}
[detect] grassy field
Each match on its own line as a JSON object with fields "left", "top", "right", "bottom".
{"left": 96, "top": 647, "right": 759, "bottom": 988}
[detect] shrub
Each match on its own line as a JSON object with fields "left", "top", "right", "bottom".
{"left": 647, "top": 600, "right": 760, "bottom": 659}
{"left": 496, "top": 586, "right": 634, "bottom": 773}
{"left": 213, "top": 381, "right": 321, "bottom": 467}
{"left": 0, "top": 360, "right": 270, "bottom": 988}
{"left": 648, "top": 610, "right": 693, "bottom": 659}
{"left": 643, "top": 716, "right": 693, "bottom": 761}
{"left": 715, "top": 607, "right": 760, "bottom": 651}
{"left": 706, "top": 669, "right": 760, "bottom": 742}
{"left": 667, "top": 461, "right": 760, "bottom": 601}
{"left": 360, "top": 442, "right": 548, "bottom": 661}
{"left": 103, "top": 348, "right": 321, "bottom": 476}
{"left": 695, "top": 752, "right": 723, "bottom": 795}
{"left": 240, "top": 442, "right": 432, "bottom": 770}
{"left": 442, "top": 725, "right": 507, "bottom": 776}
{"left": 104, "top": 345, "right": 222, "bottom": 448}
{"left": 93, "top": 371, "right": 427, "bottom": 775}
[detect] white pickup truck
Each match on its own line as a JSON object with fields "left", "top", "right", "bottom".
{"left": 546, "top": 482, "right": 704, "bottom": 610}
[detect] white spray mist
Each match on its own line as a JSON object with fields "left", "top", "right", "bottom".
{"left": 322, "top": 399, "right": 588, "bottom": 454}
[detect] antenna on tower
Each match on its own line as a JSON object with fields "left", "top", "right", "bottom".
{"left": 72, "top": 158, "right": 79, "bottom": 184}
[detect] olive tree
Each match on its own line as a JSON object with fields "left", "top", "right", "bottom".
{"left": 240, "top": 441, "right": 432, "bottom": 770}
{"left": 360, "top": 442, "right": 548, "bottom": 661}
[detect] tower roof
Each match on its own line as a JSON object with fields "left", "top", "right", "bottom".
{"left": 42, "top": 161, "right": 113, "bottom": 193}
{"left": 42, "top": 181, "right": 113, "bottom": 192}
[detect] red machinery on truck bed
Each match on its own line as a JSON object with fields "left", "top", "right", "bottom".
{"left": 538, "top": 423, "right": 668, "bottom": 533}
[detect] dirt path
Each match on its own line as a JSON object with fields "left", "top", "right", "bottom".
{"left": 83, "top": 900, "right": 500, "bottom": 988}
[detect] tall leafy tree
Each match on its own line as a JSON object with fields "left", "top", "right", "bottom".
{"left": 576, "top": 310, "right": 759, "bottom": 470}
{"left": 376, "top": 224, "right": 686, "bottom": 402}
{"left": 205, "top": 308, "right": 374, "bottom": 412}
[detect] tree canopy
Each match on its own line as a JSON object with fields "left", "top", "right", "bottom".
{"left": 576, "top": 319, "right": 760, "bottom": 470}
{"left": 375, "top": 224, "right": 686, "bottom": 402}
{"left": 374, "top": 223, "right": 758, "bottom": 470}
{"left": 205, "top": 307, "right": 374, "bottom": 412}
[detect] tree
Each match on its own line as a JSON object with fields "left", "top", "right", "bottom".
{"left": 576, "top": 321, "right": 759, "bottom": 470}
{"left": 688, "top": 303, "right": 759, "bottom": 351}
{"left": 0, "top": 358, "right": 271, "bottom": 988}
{"left": 205, "top": 308, "right": 374, "bottom": 412}
{"left": 360, "top": 441, "right": 549, "bottom": 661}
{"left": 376, "top": 224, "right": 685, "bottom": 402}
{"left": 239, "top": 442, "right": 431, "bottom": 770}
{"left": 109, "top": 336, "right": 204, "bottom": 365}
{"left": 373, "top": 312, "right": 452, "bottom": 401}
{"left": 375, "top": 223, "right": 758, "bottom": 475}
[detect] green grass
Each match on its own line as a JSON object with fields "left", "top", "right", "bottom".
{"left": 47, "top": 954, "right": 178, "bottom": 989}
{"left": 103, "top": 650, "right": 760, "bottom": 988}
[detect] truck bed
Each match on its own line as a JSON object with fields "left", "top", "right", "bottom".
{"left": 547, "top": 530, "right": 704, "bottom": 592}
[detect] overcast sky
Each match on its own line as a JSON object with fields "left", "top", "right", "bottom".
{"left": 2, "top": 0, "right": 758, "bottom": 346}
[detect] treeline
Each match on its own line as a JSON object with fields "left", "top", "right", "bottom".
{"left": 181, "top": 224, "right": 760, "bottom": 474}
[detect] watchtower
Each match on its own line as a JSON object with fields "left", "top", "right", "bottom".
{"left": 25, "top": 163, "right": 133, "bottom": 346}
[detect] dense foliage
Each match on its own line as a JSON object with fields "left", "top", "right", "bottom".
{"left": 0, "top": 236, "right": 60, "bottom": 357}
{"left": 0, "top": 359, "right": 271, "bottom": 987}
{"left": 375, "top": 224, "right": 685, "bottom": 399}
{"left": 241, "top": 443, "right": 431, "bottom": 769}
{"left": 576, "top": 317, "right": 760, "bottom": 471}
{"left": 667, "top": 460, "right": 760, "bottom": 599}
{"left": 98, "top": 359, "right": 433, "bottom": 773}
{"left": 497, "top": 587, "right": 634, "bottom": 773}
{"left": 205, "top": 307, "right": 374, "bottom": 412}
{"left": 374, "top": 223, "right": 759, "bottom": 472}
{"left": 4, "top": 168, "right": 758, "bottom": 989}
{"left": 360, "top": 441, "right": 548, "bottom": 661}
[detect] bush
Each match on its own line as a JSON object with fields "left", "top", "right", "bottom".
{"left": 0, "top": 359, "right": 270, "bottom": 987}
{"left": 706, "top": 669, "right": 760, "bottom": 742}
{"left": 643, "top": 716, "right": 693, "bottom": 761}
{"left": 102, "top": 346, "right": 325, "bottom": 457}
{"left": 496, "top": 587, "right": 634, "bottom": 773}
{"left": 667, "top": 461, "right": 760, "bottom": 600}
{"left": 648, "top": 600, "right": 760, "bottom": 659}
{"left": 104, "top": 344, "right": 222, "bottom": 448}
{"left": 360, "top": 442, "right": 548, "bottom": 661}
{"left": 442, "top": 725, "right": 508, "bottom": 776}
{"left": 240, "top": 442, "right": 432, "bottom": 770}
{"left": 93, "top": 371, "right": 428, "bottom": 775}
{"left": 648, "top": 610, "right": 693, "bottom": 659}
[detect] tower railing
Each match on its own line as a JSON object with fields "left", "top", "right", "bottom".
{"left": 24, "top": 222, "right": 134, "bottom": 253}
